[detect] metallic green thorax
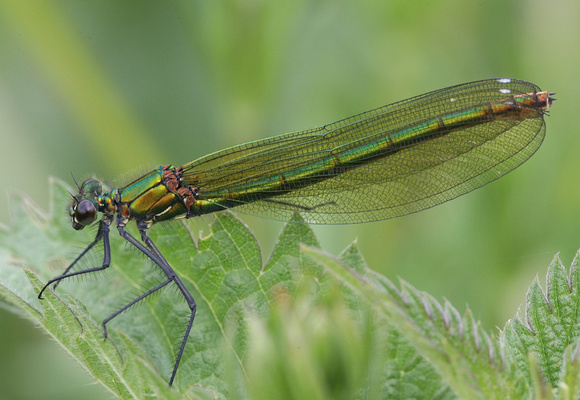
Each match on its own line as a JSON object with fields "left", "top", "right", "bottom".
{"left": 118, "top": 166, "right": 193, "bottom": 223}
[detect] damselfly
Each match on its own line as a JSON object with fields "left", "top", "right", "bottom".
{"left": 38, "top": 78, "right": 554, "bottom": 386}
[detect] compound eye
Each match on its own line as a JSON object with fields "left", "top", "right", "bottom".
{"left": 75, "top": 199, "right": 97, "bottom": 227}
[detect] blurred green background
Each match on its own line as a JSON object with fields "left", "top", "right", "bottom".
{"left": 0, "top": 0, "right": 577, "bottom": 398}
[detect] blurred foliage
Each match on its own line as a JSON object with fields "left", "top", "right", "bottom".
{"left": 0, "top": 0, "right": 578, "bottom": 398}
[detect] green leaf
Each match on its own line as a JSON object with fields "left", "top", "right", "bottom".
{"left": 503, "top": 251, "right": 580, "bottom": 393}
{"left": 304, "top": 245, "right": 529, "bottom": 399}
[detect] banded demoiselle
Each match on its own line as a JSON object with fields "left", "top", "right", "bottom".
{"left": 38, "top": 78, "right": 554, "bottom": 386}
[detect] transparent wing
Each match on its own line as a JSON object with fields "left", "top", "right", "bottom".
{"left": 181, "top": 78, "right": 548, "bottom": 224}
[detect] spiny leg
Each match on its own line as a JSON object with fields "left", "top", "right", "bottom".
{"left": 102, "top": 278, "right": 173, "bottom": 338}
{"left": 38, "top": 220, "right": 111, "bottom": 299}
{"left": 139, "top": 226, "right": 197, "bottom": 387}
{"left": 116, "top": 222, "right": 197, "bottom": 387}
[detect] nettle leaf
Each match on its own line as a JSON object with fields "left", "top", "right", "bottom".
{"left": 337, "top": 244, "right": 458, "bottom": 400}
{"left": 503, "top": 251, "right": 580, "bottom": 394}
{"left": 305, "top": 245, "right": 530, "bottom": 399}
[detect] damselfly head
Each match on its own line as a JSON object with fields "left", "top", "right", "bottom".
{"left": 70, "top": 179, "right": 103, "bottom": 230}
